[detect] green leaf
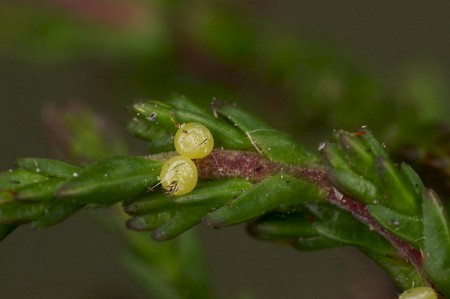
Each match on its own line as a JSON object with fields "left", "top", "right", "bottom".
{"left": 131, "top": 101, "right": 178, "bottom": 133}
{"left": 203, "top": 174, "right": 325, "bottom": 227}
{"left": 147, "top": 133, "right": 175, "bottom": 153}
{"left": 329, "top": 169, "right": 380, "bottom": 205}
{"left": 127, "top": 116, "right": 176, "bottom": 152}
{"left": 126, "top": 212, "right": 173, "bottom": 231}
{"left": 127, "top": 179, "right": 254, "bottom": 240}
{"left": 16, "top": 158, "right": 81, "bottom": 179}
{"left": 359, "top": 129, "right": 388, "bottom": 158}
{"left": 131, "top": 101, "right": 251, "bottom": 150}
{"left": 376, "top": 157, "right": 420, "bottom": 216}
{"left": 0, "top": 170, "right": 47, "bottom": 191}
{"left": 14, "top": 179, "right": 64, "bottom": 202}
{"left": 172, "top": 109, "right": 251, "bottom": 150}
{"left": 400, "top": 163, "right": 425, "bottom": 196}
{"left": 337, "top": 130, "right": 376, "bottom": 178}
{"left": 313, "top": 219, "right": 395, "bottom": 257}
{"left": 365, "top": 251, "right": 425, "bottom": 290}
{"left": 422, "top": 189, "right": 450, "bottom": 297}
{"left": 151, "top": 205, "right": 213, "bottom": 241}
{"left": 124, "top": 196, "right": 174, "bottom": 216}
{"left": 57, "top": 156, "right": 161, "bottom": 205}
{"left": 172, "top": 179, "right": 252, "bottom": 205}
{"left": 0, "top": 201, "right": 49, "bottom": 224}
{"left": 293, "top": 236, "right": 343, "bottom": 251}
{"left": 308, "top": 203, "right": 396, "bottom": 256}
{"left": 127, "top": 117, "right": 163, "bottom": 141}
{"left": 123, "top": 179, "right": 252, "bottom": 215}
{"left": 31, "top": 201, "right": 84, "bottom": 229}
{"left": 322, "top": 142, "right": 351, "bottom": 171}
{"left": 166, "top": 94, "right": 207, "bottom": 115}
{"left": 367, "top": 205, "right": 423, "bottom": 246}
{"left": 213, "top": 101, "right": 273, "bottom": 132}
{"left": 215, "top": 103, "right": 317, "bottom": 164}
{"left": 247, "top": 212, "right": 318, "bottom": 241}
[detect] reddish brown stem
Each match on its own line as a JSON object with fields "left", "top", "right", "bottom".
{"left": 194, "top": 149, "right": 428, "bottom": 284}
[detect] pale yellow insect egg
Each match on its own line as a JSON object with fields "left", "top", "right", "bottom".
{"left": 398, "top": 287, "right": 438, "bottom": 299}
{"left": 174, "top": 122, "right": 214, "bottom": 159}
{"left": 159, "top": 156, "right": 198, "bottom": 196}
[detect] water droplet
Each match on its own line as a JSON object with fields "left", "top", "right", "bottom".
{"left": 73, "top": 172, "right": 79, "bottom": 177}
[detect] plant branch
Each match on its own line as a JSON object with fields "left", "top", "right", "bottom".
{"left": 190, "top": 148, "right": 428, "bottom": 284}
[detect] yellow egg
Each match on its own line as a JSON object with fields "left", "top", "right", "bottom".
{"left": 398, "top": 287, "right": 438, "bottom": 299}
{"left": 174, "top": 122, "right": 214, "bottom": 159}
{"left": 159, "top": 156, "right": 198, "bottom": 196}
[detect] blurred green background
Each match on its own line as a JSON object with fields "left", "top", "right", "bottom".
{"left": 0, "top": 0, "right": 449, "bottom": 298}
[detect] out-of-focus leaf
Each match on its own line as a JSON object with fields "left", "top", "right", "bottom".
{"left": 176, "top": 232, "right": 213, "bottom": 299}
{"left": 422, "top": 190, "right": 450, "bottom": 297}
{"left": 122, "top": 251, "right": 182, "bottom": 299}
